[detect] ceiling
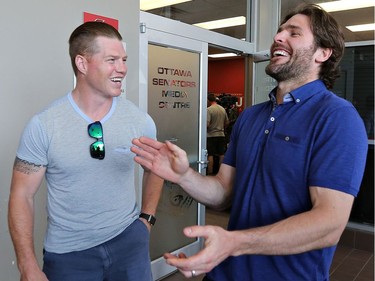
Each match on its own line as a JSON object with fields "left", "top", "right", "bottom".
{"left": 145, "top": 0, "right": 374, "bottom": 45}
{"left": 282, "top": 0, "right": 374, "bottom": 42}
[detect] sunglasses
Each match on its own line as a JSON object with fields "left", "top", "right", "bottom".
{"left": 88, "top": 121, "right": 105, "bottom": 160}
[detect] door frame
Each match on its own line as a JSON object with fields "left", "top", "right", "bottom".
{"left": 140, "top": 13, "right": 208, "bottom": 280}
{"left": 139, "top": 11, "right": 256, "bottom": 280}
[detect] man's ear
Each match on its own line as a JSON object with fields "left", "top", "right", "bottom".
{"left": 316, "top": 47, "right": 333, "bottom": 63}
{"left": 75, "top": 55, "right": 88, "bottom": 75}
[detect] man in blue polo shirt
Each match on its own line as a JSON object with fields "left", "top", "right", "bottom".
{"left": 131, "top": 3, "right": 368, "bottom": 281}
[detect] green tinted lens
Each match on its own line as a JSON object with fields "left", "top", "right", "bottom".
{"left": 88, "top": 122, "right": 103, "bottom": 138}
{"left": 90, "top": 141, "right": 105, "bottom": 159}
{"left": 88, "top": 121, "right": 105, "bottom": 160}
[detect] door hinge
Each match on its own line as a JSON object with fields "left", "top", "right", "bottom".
{"left": 140, "top": 22, "right": 146, "bottom": 33}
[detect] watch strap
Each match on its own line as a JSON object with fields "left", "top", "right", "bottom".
{"left": 139, "top": 213, "right": 156, "bottom": 226}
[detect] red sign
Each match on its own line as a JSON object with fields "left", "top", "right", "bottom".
{"left": 84, "top": 12, "right": 119, "bottom": 30}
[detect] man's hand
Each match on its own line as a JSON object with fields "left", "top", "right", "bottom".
{"left": 131, "top": 137, "right": 190, "bottom": 184}
{"left": 163, "top": 225, "right": 235, "bottom": 278}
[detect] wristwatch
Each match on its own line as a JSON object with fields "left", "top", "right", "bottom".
{"left": 139, "top": 213, "right": 156, "bottom": 226}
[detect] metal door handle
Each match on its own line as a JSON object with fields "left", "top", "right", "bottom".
{"left": 166, "top": 137, "right": 178, "bottom": 143}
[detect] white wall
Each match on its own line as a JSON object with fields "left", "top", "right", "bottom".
{"left": 0, "top": 1, "right": 140, "bottom": 279}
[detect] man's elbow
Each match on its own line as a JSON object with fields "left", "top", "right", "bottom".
{"left": 325, "top": 223, "right": 348, "bottom": 247}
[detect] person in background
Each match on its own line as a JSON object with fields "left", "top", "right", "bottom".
{"left": 131, "top": 4, "right": 368, "bottom": 281}
{"left": 8, "top": 21, "right": 163, "bottom": 281}
{"left": 206, "top": 93, "right": 229, "bottom": 175}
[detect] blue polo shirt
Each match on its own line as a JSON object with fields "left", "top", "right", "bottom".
{"left": 207, "top": 80, "right": 368, "bottom": 281}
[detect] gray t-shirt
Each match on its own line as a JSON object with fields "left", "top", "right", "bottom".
{"left": 207, "top": 103, "right": 228, "bottom": 137}
{"left": 17, "top": 93, "right": 156, "bottom": 253}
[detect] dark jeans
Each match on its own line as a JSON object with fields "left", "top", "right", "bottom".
{"left": 43, "top": 219, "right": 152, "bottom": 281}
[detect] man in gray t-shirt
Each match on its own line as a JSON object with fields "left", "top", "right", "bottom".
{"left": 8, "top": 22, "right": 163, "bottom": 281}
{"left": 207, "top": 93, "right": 229, "bottom": 175}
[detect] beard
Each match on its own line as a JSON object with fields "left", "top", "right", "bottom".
{"left": 265, "top": 45, "right": 316, "bottom": 83}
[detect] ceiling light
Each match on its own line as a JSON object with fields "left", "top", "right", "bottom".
{"left": 194, "top": 16, "right": 246, "bottom": 30}
{"left": 140, "top": 0, "right": 192, "bottom": 11}
{"left": 208, "top": 53, "right": 238, "bottom": 58}
{"left": 317, "top": 0, "right": 375, "bottom": 12}
{"left": 346, "top": 23, "right": 375, "bottom": 32}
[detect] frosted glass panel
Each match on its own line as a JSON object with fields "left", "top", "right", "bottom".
{"left": 148, "top": 44, "right": 200, "bottom": 259}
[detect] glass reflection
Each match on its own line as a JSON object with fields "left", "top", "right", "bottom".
{"left": 143, "top": 0, "right": 247, "bottom": 40}
{"left": 143, "top": 0, "right": 374, "bottom": 42}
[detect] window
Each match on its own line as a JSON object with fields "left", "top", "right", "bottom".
{"left": 333, "top": 44, "right": 374, "bottom": 225}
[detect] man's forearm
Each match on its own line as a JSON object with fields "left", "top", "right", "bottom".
{"left": 231, "top": 189, "right": 353, "bottom": 256}
{"left": 178, "top": 165, "right": 234, "bottom": 210}
{"left": 8, "top": 195, "right": 40, "bottom": 274}
{"left": 141, "top": 171, "right": 164, "bottom": 215}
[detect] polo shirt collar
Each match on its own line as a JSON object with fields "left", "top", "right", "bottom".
{"left": 269, "top": 79, "right": 326, "bottom": 106}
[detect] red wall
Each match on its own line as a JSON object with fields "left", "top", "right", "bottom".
{"left": 208, "top": 57, "right": 245, "bottom": 112}
{"left": 208, "top": 57, "right": 245, "bottom": 94}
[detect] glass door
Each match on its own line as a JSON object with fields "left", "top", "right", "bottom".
{"left": 140, "top": 13, "right": 208, "bottom": 281}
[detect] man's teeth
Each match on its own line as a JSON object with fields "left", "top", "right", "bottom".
{"left": 111, "top": 78, "right": 122, "bottom": 82}
{"left": 273, "top": 50, "right": 288, "bottom": 57}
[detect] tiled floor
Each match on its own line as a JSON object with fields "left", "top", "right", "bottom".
{"left": 330, "top": 245, "right": 374, "bottom": 281}
{"left": 162, "top": 209, "right": 374, "bottom": 281}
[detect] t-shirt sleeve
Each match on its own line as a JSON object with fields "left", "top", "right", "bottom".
{"left": 143, "top": 113, "right": 157, "bottom": 140}
{"left": 16, "top": 115, "right": 49, "bottom": 166}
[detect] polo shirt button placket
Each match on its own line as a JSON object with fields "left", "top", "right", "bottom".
{"left": 264, "top": 116, "right": 276, "bottom": 136}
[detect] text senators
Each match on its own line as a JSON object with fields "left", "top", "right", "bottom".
{"left": 153, "top": 78, "right": 196, "bottom": 88}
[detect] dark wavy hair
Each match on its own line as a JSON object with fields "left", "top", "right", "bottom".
{"left": 281, "top": 4, "right": 345, "bottom": 89}
{"left": 68, "top": 21, "right": 122, "bottom": 75}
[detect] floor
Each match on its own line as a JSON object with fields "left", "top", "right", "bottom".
{"left": 161, "top": 209, "right": 374, "bottom": 281}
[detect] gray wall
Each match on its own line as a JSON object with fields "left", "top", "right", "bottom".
{"left": 0, "top": 1, "right": 140, "bottom": 279}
